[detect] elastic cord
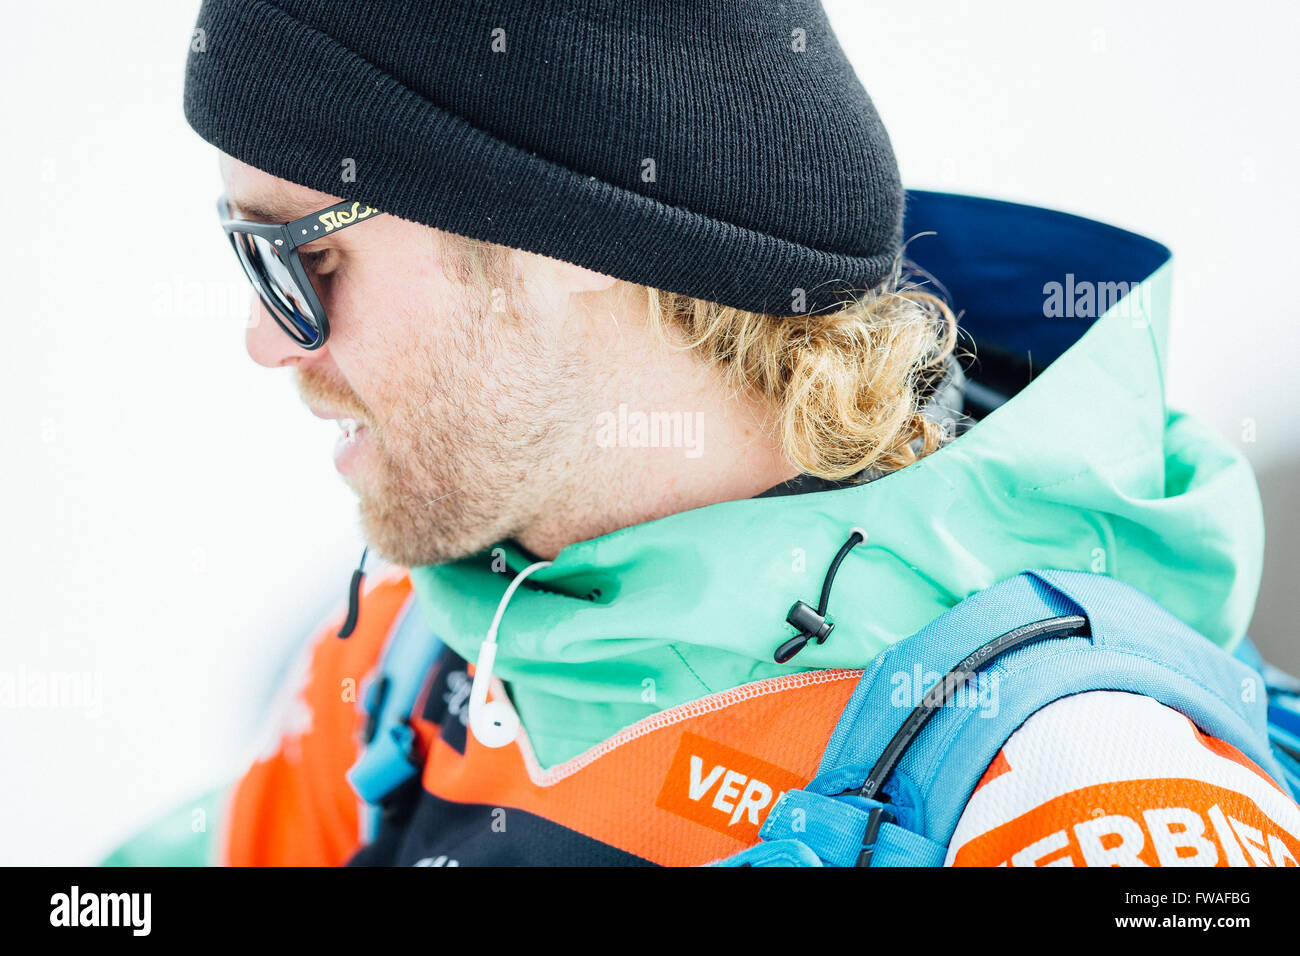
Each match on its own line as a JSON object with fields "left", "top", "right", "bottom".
{"left": 818, "top": 529, "right": 866, "bottom": 614}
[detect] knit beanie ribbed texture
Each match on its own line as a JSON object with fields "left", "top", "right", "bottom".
{"left": 184, "top": 0, "right": 903, "bottom": 316}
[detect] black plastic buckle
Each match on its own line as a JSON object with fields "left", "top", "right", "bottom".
{"left": 855, "top": 806, "right": 895, "bottom": 867}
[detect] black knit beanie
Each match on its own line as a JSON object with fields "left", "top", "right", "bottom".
{"left": 184, "top": 0, "right": 902, "bottom": 317}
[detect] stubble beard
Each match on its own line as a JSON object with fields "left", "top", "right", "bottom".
{"left": 344, "top": 307, "right": 587, "bottom": 570}
{"left": 356, "top": 395, "right": 519, "bottom": 569}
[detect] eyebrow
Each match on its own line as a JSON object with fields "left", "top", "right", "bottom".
{"left": 228, "top": 194, "right": 324, "bottom": 224}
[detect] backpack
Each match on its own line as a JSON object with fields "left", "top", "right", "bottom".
{"left": 714, "top": 569, "right": 1300, "bottom": 866}
{"left": 347, "top": 568, "right": 1300, "bottom": 865}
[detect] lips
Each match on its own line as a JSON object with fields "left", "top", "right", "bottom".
{"left": 333, "top": 419, "right": 370, "bottom": 476}
{"left": 306, "top": 406, "right": 371, "bottom": 475}
{"left": 307, "top": 405, "right": 363, "bottom": 423}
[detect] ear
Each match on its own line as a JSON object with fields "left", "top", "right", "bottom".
{"left": 546, "top": 258, "right": 619, "bottom": 295}
{"left": 513, "top": 251, "right": 621, "bottom": 315}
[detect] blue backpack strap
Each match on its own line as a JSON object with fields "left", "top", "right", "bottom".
{"left": 755, "top": 788, "right": 946, "bottom": 867}
{"left": 1234, "top": 636, "right": 1300, "bottom": 802}
{"left": 346, "top": 593, "right": 444, "bottom": 839}
{"left": 727, "top": 569, "right": 1286, "bottom": 867}
{"left": 710, "top": 838, "right": 825, "bottom": 867}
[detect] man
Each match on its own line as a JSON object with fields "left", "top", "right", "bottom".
{"left": 107, "top": 0, "right": 1300, "bottom": 866}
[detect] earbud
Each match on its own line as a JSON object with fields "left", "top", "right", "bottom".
{"left": 468, "top": 640, "right": 520, "bottom": 748}
{"left": 467, "top": 559, "right": 552, "bottom": 748}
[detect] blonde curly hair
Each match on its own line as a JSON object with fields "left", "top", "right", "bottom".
{"left": 643, "top": 276, "right": 958, "bottom": 480}
{"left": 439, "top": 234, "right": 958, "bottom": 483}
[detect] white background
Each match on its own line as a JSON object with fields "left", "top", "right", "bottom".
{"left": 1, "top": 1, "right": 1296, "bottom": 864}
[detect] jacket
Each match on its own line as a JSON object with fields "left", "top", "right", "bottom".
{"left": 103, "top": 191, "right": 1300, "bottom": 867}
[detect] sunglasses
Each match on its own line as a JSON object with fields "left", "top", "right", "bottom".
{"left": 218, "top": 194, "right": 383, "bottom": 350}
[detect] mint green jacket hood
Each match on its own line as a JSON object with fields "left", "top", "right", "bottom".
{"left": 410, "top": 191, "right": 1264, "bottom": 769}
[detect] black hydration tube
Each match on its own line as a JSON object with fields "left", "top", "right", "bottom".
{"left": 853, "top": 613, "right": 1091, "bottom": 801}
{"left": 840, "top": 612, "right": 1090, "bottom": 867}
{"left": 336, "top": 546, "right": 369, "bottom": 639}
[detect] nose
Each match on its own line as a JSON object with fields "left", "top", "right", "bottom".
{"left": 244, "top": 293, "right": 316, "bottom": 368}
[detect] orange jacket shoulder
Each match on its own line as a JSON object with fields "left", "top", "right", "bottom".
{"left": 219, "top": 566, "right": 412, "bottom": 866}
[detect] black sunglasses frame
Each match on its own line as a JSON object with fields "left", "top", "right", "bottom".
{"left": 218, "top": 194, "right": 383, "bottom": 350}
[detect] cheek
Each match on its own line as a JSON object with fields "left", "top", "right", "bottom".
{"left": 328, "top": 254, "right": 471, "bottom": 418}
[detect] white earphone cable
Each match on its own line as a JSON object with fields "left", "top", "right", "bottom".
{"left": 469, "top": 559, "right": 553, "bottom": 746}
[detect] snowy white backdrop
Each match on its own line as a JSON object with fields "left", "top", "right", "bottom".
{"left": 2, "top": 0, "right": 1296, "bottom": 863}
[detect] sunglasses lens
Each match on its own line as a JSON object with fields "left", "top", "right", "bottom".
{"left": 229, "top": 231, "right": 323, "bottom": 347}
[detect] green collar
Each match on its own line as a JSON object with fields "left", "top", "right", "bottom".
{"left": 409, "top": 197, "right": 1262, "bottom": 769}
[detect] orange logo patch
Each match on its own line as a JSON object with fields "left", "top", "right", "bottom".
{"left": 953, "top": 778, "right": 1300, "bottom": 867}
{"left": 655, "top": 731, "right": 806, "bottom": 843}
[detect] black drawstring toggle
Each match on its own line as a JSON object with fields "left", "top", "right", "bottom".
{"left": 775, "top": 602, "right": 834, "bottom": 663}
{"left": 773, "top": 528, "right": 866, "bottom": 664}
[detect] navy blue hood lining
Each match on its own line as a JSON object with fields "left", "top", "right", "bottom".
{"left": 902, "top": 191, "right": 1171, "bottom": 369}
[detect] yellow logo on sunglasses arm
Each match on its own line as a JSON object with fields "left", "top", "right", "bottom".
{"left": 318, "top": 202, "right": 379, "bottom": 233}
